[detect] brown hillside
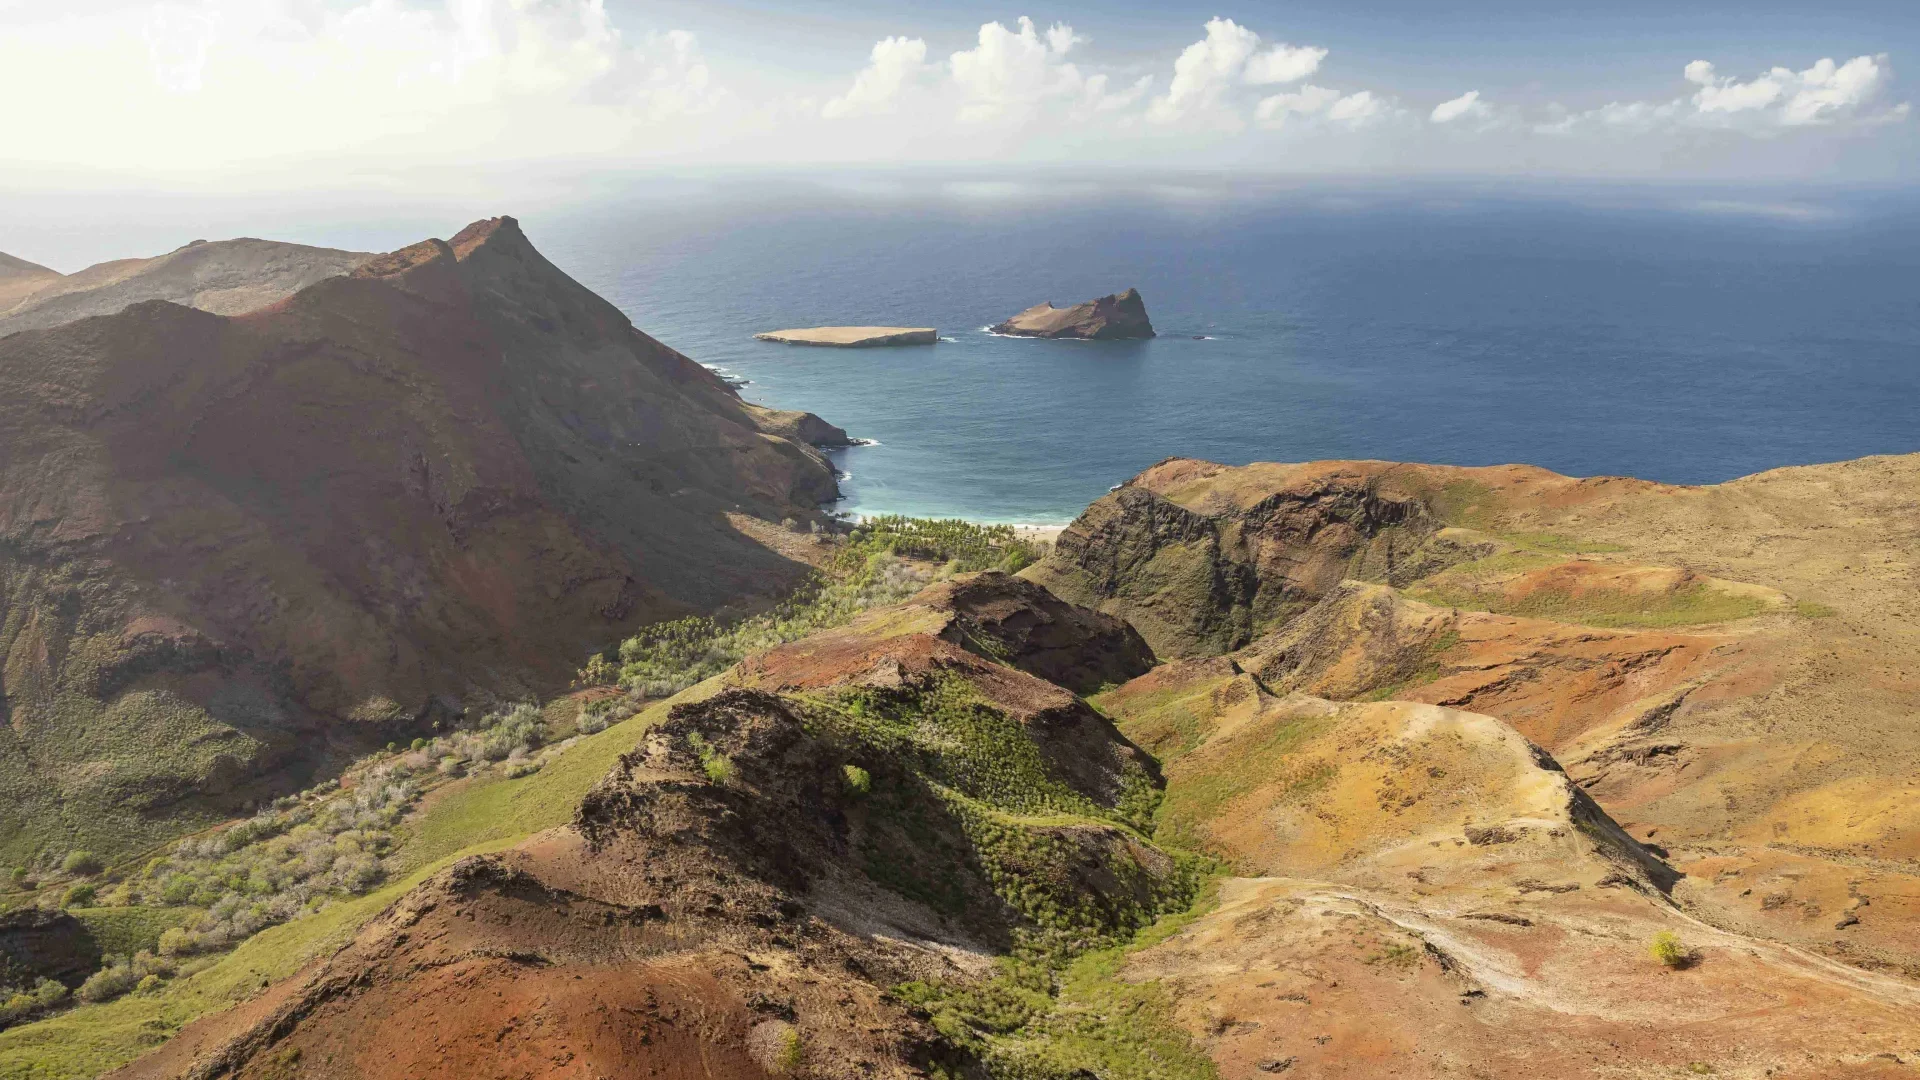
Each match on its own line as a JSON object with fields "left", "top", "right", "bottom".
{"left": 0, "top": 216, "right": 846, "bottom": 862}
{"left": 0, "top": 238, "right": 371, "bottom": 337}
{"left": 0, "top": 252, "right": 63, "bottom": 313}
{"left": 1040, "top": 453, "right": 1920, "bottom": 978}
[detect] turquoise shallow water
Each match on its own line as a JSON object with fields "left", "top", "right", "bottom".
{"left": 533, "top": 182, "right": 1920, "bottom": 523}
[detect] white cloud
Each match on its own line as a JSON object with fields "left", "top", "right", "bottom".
{"left": 1255, "top": 84, "right": 1339, "bottom": 128}
{"left": 945, "top": 17, "right": 1140, "bottom": 125}
{"left": 1256, "top": 86, "right": 1395, "bottom": 130}
{"left": 1148, "top": 17, "right": 1325, "bottom": 126}
{"left": 1430, "top": 90, "right": 1486, "bottom": 124}
{"left": 0, "top": 6, "right": 1909, "bottom": 182}
{"left": 823, "top": 35, "right": 927, "bottom": 118}
{"left": 949, "top": 17, "right": 1074, "bottom": 123}
{"left": 1545, "top": 54, "right": 1905, "bottom": 135}
{"left": 1245, "top": 43, "right": 1327, "bottom": 86}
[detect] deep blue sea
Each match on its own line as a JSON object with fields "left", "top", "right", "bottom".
{"left": 531, "top": 182, "right": 1920, "bottom": 524}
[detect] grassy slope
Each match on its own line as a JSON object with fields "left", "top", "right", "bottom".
{"left": 0, "top": 680, "right": 726, "bottom": 1080}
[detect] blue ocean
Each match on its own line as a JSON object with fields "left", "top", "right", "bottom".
{"left": 532, "top": 181, "right": 1920, "bottom": 524}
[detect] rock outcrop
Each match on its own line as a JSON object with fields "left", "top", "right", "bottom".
{"left": 0, "top": 216, "right": 844, "bottom": 864}
{"left": 991, "top": 288, "right": 1155, "bottom": 339}
{"left": 755, "top": 326, "right": 937, "bottom": 347}
{"left": 0, "top": 238, "right": 372, "bottom": 337}
{"left": 0, "top": 910, "right": 101, "bottom": 992}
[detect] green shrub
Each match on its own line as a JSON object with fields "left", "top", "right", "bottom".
{"left": 843, "top": 764, "right": 872, "bottom": 796}
{"left": 774, "top": 1027, "right": 803, "bottom": 1073}
{"left": 77, "top": 951, "right": 175, "bottom": 1004}
{"left": 61, "top": 851, "right": 102, "bottom": 876}
{"left": 0, "top": 978, "right": 67, "bottom": 1025}
{"left": 1651, "top": 930, "right": 1688, "bottom": 967}
{"left": 61, "top": 884, "right": 96, "bottom": 908}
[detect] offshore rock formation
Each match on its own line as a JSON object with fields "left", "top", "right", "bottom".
{"left": 755, "top": 327, "right": 938, "bottom": 347}
{"left": 991, "top": 288, "right": 1155, "bottom": 340}
{"left": 0, "top": 238, "right": 372, "bottom": 337}
{"left": 0, "top": 217, "right": 843, "bottom": 863}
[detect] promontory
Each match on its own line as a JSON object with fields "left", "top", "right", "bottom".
{"left": 754, "top": 326, "right": 937, "bottom": 347}
{"left": 991, "top": 287, "right": 1155, "bottom": 339}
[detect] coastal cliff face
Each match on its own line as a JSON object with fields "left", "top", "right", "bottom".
{"left": 0, "top": 217, "right": 843, "bottom": 863}
{"left": 991, "top": 288, "right": 1155, "bottom": 339}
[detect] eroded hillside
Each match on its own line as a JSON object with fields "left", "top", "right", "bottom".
{"left": 78, "top": 515, "right": 1920, "bottom": 1080}
{"left": 0, "top": 217, "right": 847, "bottom": 865}
{"left": 1032, "top": 455, "right": 1920, "bottom": 981}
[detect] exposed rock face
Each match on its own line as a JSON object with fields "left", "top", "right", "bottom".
{"left": 754, "top": 326, "right": 937, "bottom": 347}
{"left": 991, "top": 288, "right": 1155, "bottom": 339}
{"left": 0, "top": 238, "right": 372, "bottom": 337}
{"left": 1022, "top": 459, "right": 1455, "bottom": 657}
{"left": 0, "top": 910, "right": 101, "bottom": 991}
{"left": 0, "top": 216, "right": 843, "bottom": 862}
{"left": 743, "top": 403, "right": 855, "bottom": 447}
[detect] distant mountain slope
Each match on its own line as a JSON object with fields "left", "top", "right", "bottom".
{"left": 0, "top": 237, "right": 371, "bottom": 337}
{"left": 0, "top": 216, "right": 843, "bottom": 863}
{"left": 0, "top": 252, "right": 63, "bottom": 312}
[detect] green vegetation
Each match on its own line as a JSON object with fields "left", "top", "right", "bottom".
{"left": 598, "top": 517, "right": 1043, "bottom": 697}
{"left": 58, "top": 853, "right": 100, "bottom": 877}
{"left": 1501, "top": 531, "right": 1627, "bottom": 555}
{"left": 0, "top": 980, "right": 67, "bottom": 1028}
{"left": 1795, "top": 600, "right": 1837, "bottom": 618}
{"left": 842, "top": 764, "right": 872, "bottom": 796}
{"left": 1089, "top": 681, "right": 1216, "bottom": 764}
{"left": 1650, "top": 929, "right": 1689, "bottom": 968}
{"left": 69, "top": 907, "right": 193, "bottom": 959}
{"left": 1151, "top": 710, "right": 1336, "bottom": 857}
{"left": 898, "top": 883, "right": 1221, "bottom": 1080}
{"left": 1410, "top": 576, "right": 1768, "bottom": 629}
{"left": 774, "top": 1027, "right": 804, "bottom": 1073}
{"left": 0, "top": 681, "right": 707, "bottom": 1078}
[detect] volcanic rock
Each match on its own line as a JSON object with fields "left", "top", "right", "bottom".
{"left": 991, "top": 288, "right": 1155, "bottom": 339}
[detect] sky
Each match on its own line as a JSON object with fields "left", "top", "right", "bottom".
{"left": 0, "top": 0, "right": 1914, "bottom": 195}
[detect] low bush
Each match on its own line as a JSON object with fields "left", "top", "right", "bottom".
{"left": 75, "top": 952, "right": 173, "bottom": 1004}
{"left": 60, "top": 851, "right": 102, "bottom": 876}
{"left": 1651, "top": 930, "right": 1689, "bottom": 968}
{"left": 0, "top": 979, "right": 67, "bottom": 1026}
{"left": 61, "top": 884, "right": 96, "bottom": 908}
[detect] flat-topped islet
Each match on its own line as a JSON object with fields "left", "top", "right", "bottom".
{"left": 754, "top": 326, "right": 937, "bottom": 347}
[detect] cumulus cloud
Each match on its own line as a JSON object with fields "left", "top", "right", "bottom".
{"left": 1256, "top": 86, "right": 1395, "bottom": 130}
{"left": 1543, "top": 54, "right": 1905, "bottom": 135}
{"left": 823, "top": 36, "right": 927, "bottom": 118}
{"left": 1686, "top": 55, "right": 1894, "bottom": 126}
{"left": 1430, "top": 90, "right": 1487, "bottom": 124}
{"left": 943, "top": 17, "right": 1144, "bottom": 124}
{"left": 0, "top": 5, "right": 1910, "bottom": 182}
{"left": 1149, "top": 17, "right": 1325, "bottom": 125}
